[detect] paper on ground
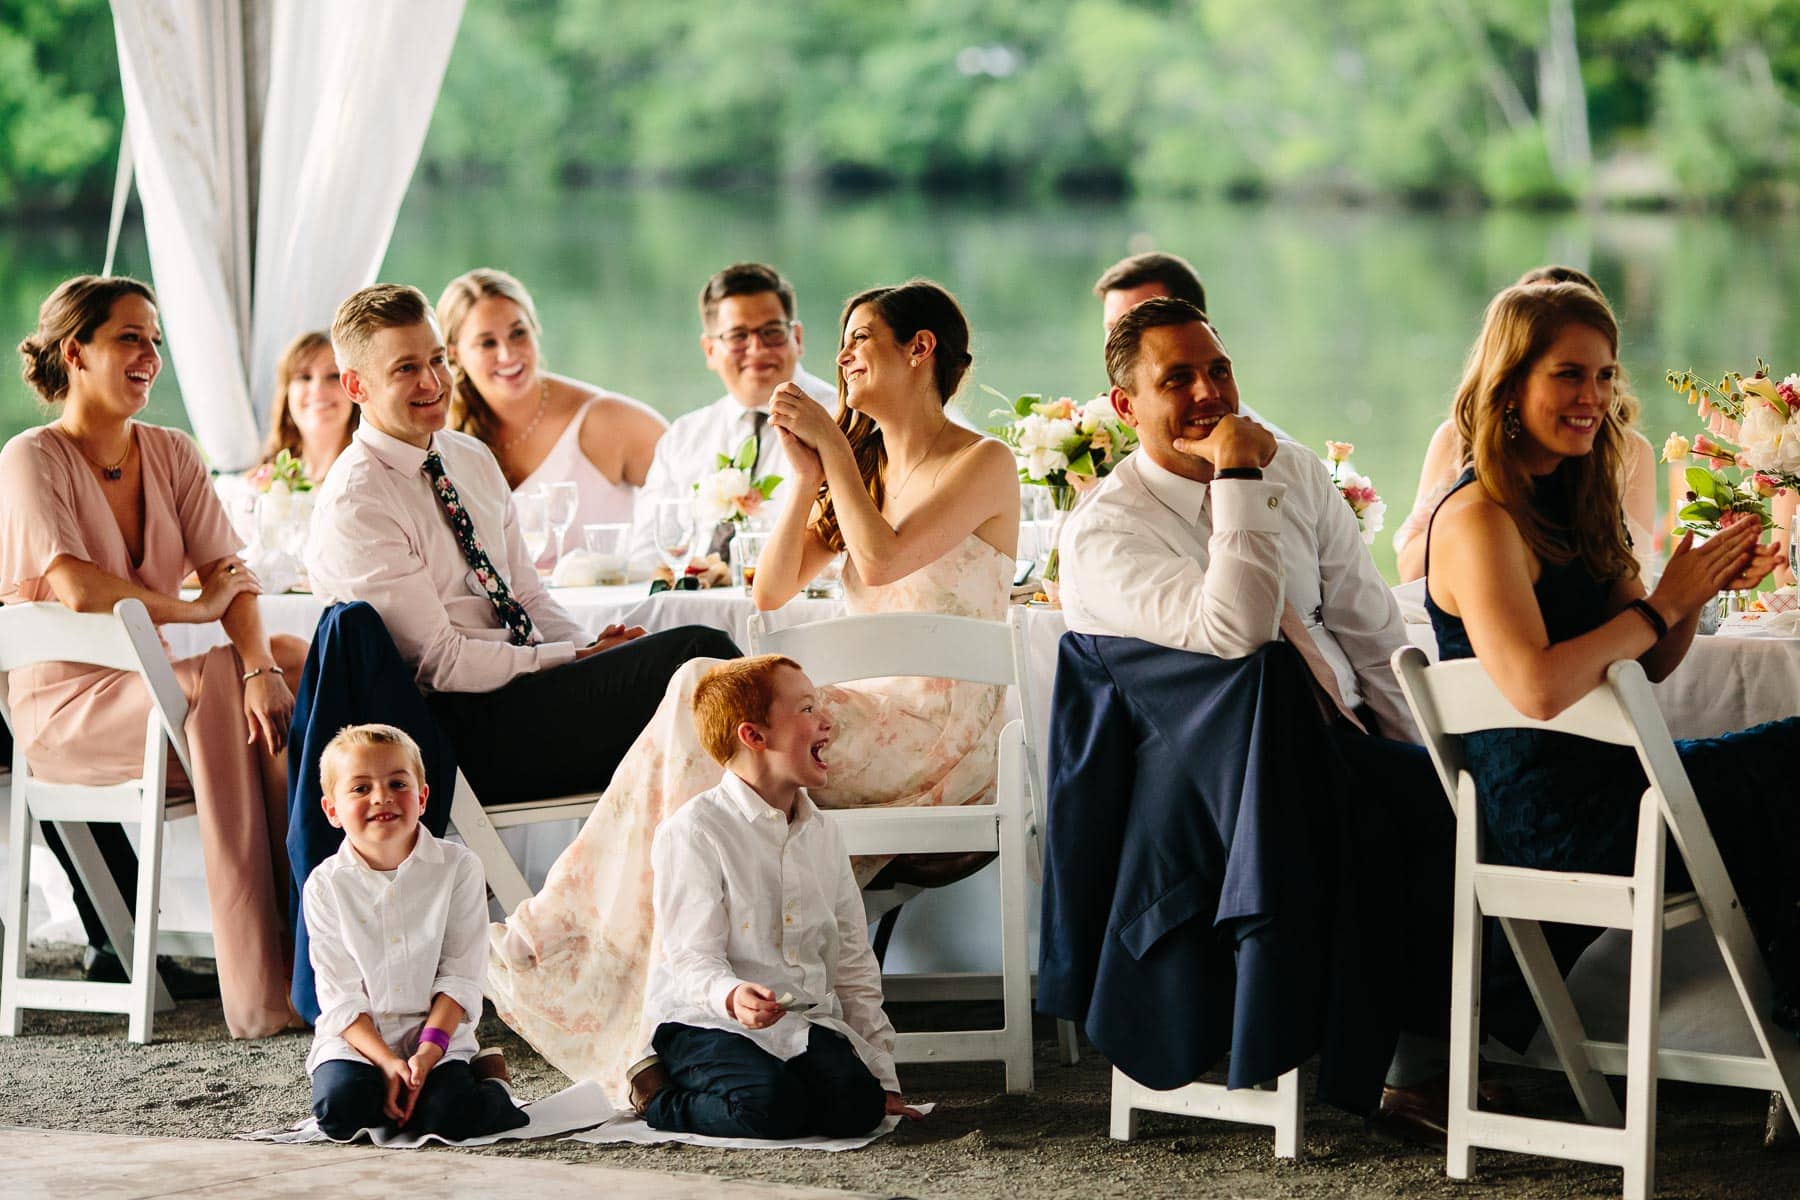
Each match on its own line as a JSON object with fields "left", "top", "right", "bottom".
{"left": 236, "top": 1079, "right": 612, "bottom": 1147}
{"left": 566, "top": 1102, "right": 932, "bottom": 1152}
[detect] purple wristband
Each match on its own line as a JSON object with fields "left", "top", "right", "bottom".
{"left": 418, "top": 1026, "right": 451, "bottom": 1051}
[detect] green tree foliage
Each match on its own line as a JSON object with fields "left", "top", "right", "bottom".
{"left": 7, "top": 0, "right": 1800, "bottom": 211}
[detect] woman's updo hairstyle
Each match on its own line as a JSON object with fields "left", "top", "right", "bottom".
{"left": 811, "top": 279, "right": 973, "bottom": 552}
{"left": 18, "top": 275, "right": 157, "bottom": 404}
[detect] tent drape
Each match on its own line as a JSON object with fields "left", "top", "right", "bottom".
{"left": 108, "top": 0, "right": 464, "bottom": 471}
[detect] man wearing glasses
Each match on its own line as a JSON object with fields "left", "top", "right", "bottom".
{"left": 629, "top": 262, "right": 837, "bottom": 567}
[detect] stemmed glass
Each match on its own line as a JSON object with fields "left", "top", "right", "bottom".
{"left": 516, "top": 488, "right": 550, "bottom": 572}
{"left": 652, "top": 498, "right": 695, "bottom": 584}
{"left": 545, "top": 481, "right": 579, "bottom": 571}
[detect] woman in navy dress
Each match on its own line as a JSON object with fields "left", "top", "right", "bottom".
{"left": 1423, "top": 280, "right": 1800, "bottom": 1033}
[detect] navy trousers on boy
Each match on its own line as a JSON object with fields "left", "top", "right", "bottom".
{"left": 644, "top": 1022, "right": 886, "bottom": 1139}
{"left": 311, "top": 1059, "right": 528, "bottom": 1141}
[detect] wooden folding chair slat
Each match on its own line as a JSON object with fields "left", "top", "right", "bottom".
{"left": 1392, "top": 645, "right": 1800, "bottom": 1200}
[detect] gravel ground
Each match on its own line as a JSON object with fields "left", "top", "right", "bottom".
{"left": 1, "top": 948, "right": 1794, "bottom": 1199}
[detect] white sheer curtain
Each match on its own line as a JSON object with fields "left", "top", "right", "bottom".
{"left": 108, "top": 1, "right": 464, "bottom": 471}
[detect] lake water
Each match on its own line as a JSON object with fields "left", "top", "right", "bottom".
{"left": 4, "top": 185, "right": 1797, "bottom": 578}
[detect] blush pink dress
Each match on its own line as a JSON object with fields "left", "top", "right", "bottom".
{"left": 0, "top": 423, "right": 294, "bottom": 1037}
{"left": 487, "top": 533, "right": 1010, "bottom": 1100}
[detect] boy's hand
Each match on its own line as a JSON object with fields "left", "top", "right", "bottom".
{"left": 885, "top": 1091, "right": 925, "bottom": 1121}
{"left": 376, "top": 1055, "right": 416, "bottom": 1124}
{"left": 405, "top": 1040, "right": 446, "bottom": 1094}
{"left": 727, "top": 983, "right": 785, "bottom": 1030}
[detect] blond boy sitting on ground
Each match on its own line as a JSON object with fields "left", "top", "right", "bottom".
{"left": 629, "top": 655, "right": 922, "bottom": 1137}
{"left": 304, "top": 723, "right": 526, "bottom": 1140}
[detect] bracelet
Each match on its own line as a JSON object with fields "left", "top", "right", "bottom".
{"left": 240, "top": 665, "right": 285, "bottom": 683}
{"left": 417, "top": 1026, "right": 451, "bottom": 1051}
{"left": 1214, "top": 466, "right": 1264, "bottom": 480}
{"left": 1626, "top": 598, "right": 1669, "bottom": 641}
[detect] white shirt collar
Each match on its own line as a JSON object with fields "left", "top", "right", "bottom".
{"left": 717, "top": 768, "right": 817, "bottom": 828}
{"left": 353, "top": 420, "right": 436, "bottom": 475}
{"left": 333, "top": 825, "right": 445, "bottom": 874}
{"left": 1133, "top": 450, "right": 1212, "bottom": 526}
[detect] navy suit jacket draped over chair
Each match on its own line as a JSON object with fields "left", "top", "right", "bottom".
{"left": 286, "top": 601, "right": 461, "bottom": 1022}
{"left": 1036, "top": 634, "right": 1451, "bottom": 1114}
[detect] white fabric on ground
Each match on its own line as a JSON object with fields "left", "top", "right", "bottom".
{"left": 567, "top": 1102, "right": 932, "bottom": 1152}
{"left": 236, "top": 1080, "right": 611, "bottom": 1147}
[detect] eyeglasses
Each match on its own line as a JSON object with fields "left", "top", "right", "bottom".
{"left": 711, "top": 321, "right": 793, "bottom": 351}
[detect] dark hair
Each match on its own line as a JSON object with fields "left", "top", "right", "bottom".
{"left": 1516, "top": 264, "right": 1603, "bottom": 295}
{"left": 263, "top": 330, "right": 358, "bottom": 464}
{"left": 1104, "top": 296, "right": 1213, "bottom": 392}
{"left": 332, "top": 283, "right": 434, "bottom": 371}
{"left": 699, "top": 262, "right": 796, "bottom": 329}
{"left": 810, "top": 280, "right": 973, "bottom": 552}
{"left": 1093, "top": 251, "right": 1206, "bottom": 315}
{"left": 18, "top": 275, "right": 158, "bottom": 404}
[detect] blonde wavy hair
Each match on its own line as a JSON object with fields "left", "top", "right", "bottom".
{"left": 436, "top": 268, "right": 544, "bottom": 446}
{"left": 262, "top": 330, "right": 357, "bottom": 464}
{"left": 1452, "top": 281, "right": 1636, "bottom": 582}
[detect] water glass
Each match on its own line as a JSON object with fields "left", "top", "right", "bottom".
{"left": 805, "top": 553, "right": 844, "bottom": 599}
{"left": 734, "top": 530, "right": 769, "bottom": 589}
{"left": 515, "top": 488, "right": 550, "bottom": 570}
{"left": 544, "top": 481, "right": 579, "bottom": 567}
{"left": 582, "top": 522, "right": 631, "bottom": 585}
{"left": 652, "top": 498, "right": 695, "bottom": 579}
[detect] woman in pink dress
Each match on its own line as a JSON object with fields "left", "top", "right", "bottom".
{"left": 437, "top": 269, "right": 667, "bottom": 554}
{"left": 487, "top": 281, "right": 1019, "bottom": 1101}
{"left": 0, "top": 275, "right": 308, "bottom": 1037}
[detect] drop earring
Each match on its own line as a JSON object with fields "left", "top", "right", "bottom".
{"left": 1503, "top": 405, "right": 1522, "bottom": 440}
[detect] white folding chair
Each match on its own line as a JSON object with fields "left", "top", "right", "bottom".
{"left": 748, "top": 608, "right": 1035, "bottom": 1092}
{"left": 1111, "top": 1068, "right": 1306, "bottom": 1159}
{"left": 446, "top": 775, "right": 597, "bottom": 915}
{"left": 0, "top": 600, "right": 204, "bottom": 1042}
{"left": 1392, "top": 645, "right": 1800, "bottom": 1199}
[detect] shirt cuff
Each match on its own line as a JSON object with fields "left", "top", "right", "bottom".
{"left": 429, "top": 974, "right": 485, "bottom": 1028}
{"left": 314, "top": 1000, "right": 371, "bottom": 1042}
{"left": 1209, "top": 478, "right": 1286, "bottom": 533}
{"left": 710, "top": 976, "right": 753, "bottom": 1022}
{"left": 534, "top": 641, "right": 578, "bottom": 671}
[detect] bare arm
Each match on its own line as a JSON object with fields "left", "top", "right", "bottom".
{"left": 820, "top": 435, "right": 1017, "bottom": 586}
{"left": 751, "top": 428, "right": 837, "bottom": 610}
{"left": 41, "top": 553, "right": 255, "bottom": 624}
{"left": 578, "top": 389, "right": 669, "bottom": 488}
{"left": 1394, "top": 419, "right": 1460, "bottom": 583}
{"left": 1622, "top": 430, "right": 1658, "bottom": 550}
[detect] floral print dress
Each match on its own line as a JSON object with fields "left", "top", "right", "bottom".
{"left": 486, "top": 534, "right": 1011, "bottom": 1100}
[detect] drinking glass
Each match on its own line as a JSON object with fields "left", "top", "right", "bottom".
{"left": 582, "top": 522, "right": 632, "bottom": 586}
{"left": 1789, "top": 512, "right": 1800, "bottom": 584}
{"left": 516, "top": 488, "right": 550, "bottom": 570}
{"left": 545, "top": 481, "right": 579, "bottom": 569}
{"left": 805, "top": 553, "right": 844, "bottom": 599}
{"left": 734, "top": 530, "right": 769, "bottom": 590}
{"left": 652, "top": 498, "right": 695, "bottom": 580}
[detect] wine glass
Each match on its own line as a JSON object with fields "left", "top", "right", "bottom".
{"left": 515, "top": 488, "right": 550, "bottom": 571}
{"left": 652, "top": 498, "right": 695, "bottom": 582}
{"left": 545, "top": 481, "right": 579, "bottom": 570}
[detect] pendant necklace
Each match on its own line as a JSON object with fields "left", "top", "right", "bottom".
{"left": 887, "top": 418, "right": 951, "bottom": 501}
{"left": 499, "top": 379, "right": 550, "bottom": 451}
{"left": 58, "top": 422, "right": 133, "bottom": 482}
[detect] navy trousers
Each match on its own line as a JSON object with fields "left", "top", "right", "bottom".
{"left": 643, "top": 1022, "right": 886, "bottom": 1140}
{"left": 310, "top": 1058, "right": 527, "bottom": 1141}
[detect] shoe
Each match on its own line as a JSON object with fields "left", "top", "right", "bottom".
{"left": 82, "top": 946, "right": 220, "bottom": 1001}
{"left": 472, "top": 1047, "right": 512, "bottom": 1087}
{"left": 626, "top": 1054, "right": 669, "bottom": 1117}
{"left": 1372, "top": 1075, "right": 1520, "bottom": 1145}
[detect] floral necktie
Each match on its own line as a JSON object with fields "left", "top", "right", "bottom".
{"left": 421, "top": 450, "right": 536, "bottom": 646}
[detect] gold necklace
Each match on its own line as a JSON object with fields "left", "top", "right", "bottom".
{"left": 57, "top": 421, "right": 133, "bottom": 481}
{"left": 498, "top": 378, "right": 550, "bottom": 451}
{"left": 887, "top": 418, "right": 951, "bottom": 501}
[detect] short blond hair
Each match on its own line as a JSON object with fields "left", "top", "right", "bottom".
{"left": 320, "top": 723, "right": 427, "bottom": 796}
{"left": 691, "top": 655, "right": 804, "bottom": 766}
{"left": 331, "top": 283, "right": 433, "bottom": 372}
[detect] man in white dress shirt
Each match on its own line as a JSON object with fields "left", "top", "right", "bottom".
{"left": 629, "top": 262, "right": 837, "bottom": 566}
{"left": 1062, "top": 295, "right": 1414, "bottom": 739}
{"left": 307, "top": 285, "right": 739, "bottom": 806}
{"left": 1093, "top": 251, "right": 1290, "bottom": 441}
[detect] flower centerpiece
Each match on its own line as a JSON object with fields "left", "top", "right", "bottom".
{"left": 1662, "top": 362, "right": 1798, "bottom": 535}
{"left": 247, "top": 448, "right": 316, "bottom": 562}
{"left": 694, "top": 434, "right": 782, "bottom": 527}
{"left": 1324, "top": 441, "right": 1386, "bottom": 545}
{"left": 989, "top": 389, "right": 1139, "bottom": 593}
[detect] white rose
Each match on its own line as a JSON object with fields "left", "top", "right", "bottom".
{"left": 1080, "top": 394, "right": 1119, "bottom": 430}
{"left": 1025, "top": 447, "right": 1070, "bottom": 480}
{"left": 1359, "top": 498, "right": 1387, "bottom": 543}
{"left": 1776, "top": 419, "right": 1800, "bottom": 474}
{"left": 1739, "top": 404, "right": 1786, "bottom": 470}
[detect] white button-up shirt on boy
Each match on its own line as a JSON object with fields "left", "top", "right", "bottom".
{"left": 303, "top": 830, "right": 488, "bottom": 1074}
{"left": 628, "top": 368, "right": 837, "bottom": 567}
{"left": 306, "top": 423, "right": 591, "bottom": 694}
{"left": 1060, "top": 444, "right": 1417, "bottom": 741}
{"left": 641, "top": 771, "right": 899, "bottom": 1092}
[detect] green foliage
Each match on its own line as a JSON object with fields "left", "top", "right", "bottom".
{"left": 10, "top": 0, "right": 1800, "bottom": 210}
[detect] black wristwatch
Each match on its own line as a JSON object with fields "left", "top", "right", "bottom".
{"left": 1213, "top": 467, "right": 1264, "bottom": 480}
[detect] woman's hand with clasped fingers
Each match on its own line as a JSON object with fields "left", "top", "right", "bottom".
{"left": 195, "top": 555, "right": 262, "bottom": 621}
{"left": 1649, "top": 520, "right": 1761, "bottom": 625}
{"left": 774, "top": 426, "right": 824, "bottom": 490}
{"left": 768, "top": 383, "right": 846, "bottom": 458}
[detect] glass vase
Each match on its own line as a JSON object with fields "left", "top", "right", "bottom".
{"left": 1041, "top": 484, "right": 1079, "bottom": 603}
